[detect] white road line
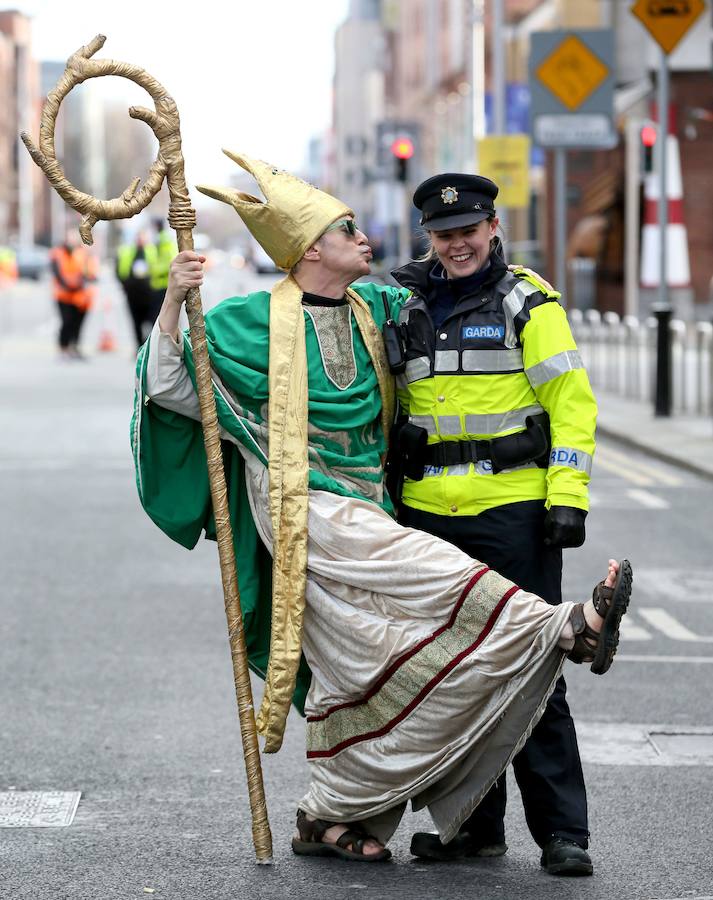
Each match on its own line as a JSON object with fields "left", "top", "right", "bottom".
{"left": 620, "top": 617, "right": 652, "bottom": 641}
{"left": 597, "top": 444, "right": 683, "bottom": 487}
{"left": 593, "top": 453, "right": 654, "bottom": 486}
{"left": 616, "top": 654, "right": 713, "bottom": 663}
{"left": 639, "top": 608, "right": 713, "bottom": 643}
{"left": 626, "top": 488, "right": 670, "bottom": 509}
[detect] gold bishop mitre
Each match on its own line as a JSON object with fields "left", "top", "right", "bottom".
{"left": 196, "top": 151, "right": 352, "bottom": 270}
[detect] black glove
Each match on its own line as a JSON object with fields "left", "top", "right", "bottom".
{"left": 543, "top": 506, "right": 587, "bottom": 549}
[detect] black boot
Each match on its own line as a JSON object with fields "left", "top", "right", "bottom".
{"left": 540, "top": 838, "right": 593, "bottom": 876}
{"left": 410, "top": 831, "right": 507, "bottom": 861}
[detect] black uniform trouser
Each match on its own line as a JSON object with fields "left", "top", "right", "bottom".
{"left": 149, "top": 288, "right": 166, "bottom": 326}
{"left": 122, "top": 282, "right": 153, "bottom": 348}
{"left": 57, "top": 301, "right": 87, "bottom": 349}
{"left": 398, "top": 499, "right": 589, "bottom": 849}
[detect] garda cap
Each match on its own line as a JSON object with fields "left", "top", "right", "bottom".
{"left": 413, "top": 173, "right": 498, "bottom": 231}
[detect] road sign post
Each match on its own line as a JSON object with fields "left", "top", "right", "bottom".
{"left": 630, "top": 0, "right": 706, "bottom": 55}
{"left": 529, "top": 29, "right": 616, "bottom": 301}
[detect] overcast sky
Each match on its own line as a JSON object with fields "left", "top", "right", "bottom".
{"left": 16, "top": 1, "right": 348, "bottom": 191}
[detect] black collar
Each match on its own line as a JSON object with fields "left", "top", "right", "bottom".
{"left": 391, "top": 237, "right": 509, "bottom": 299}
{"left": 301, "top": 291, "right": 347, "bottom": 307}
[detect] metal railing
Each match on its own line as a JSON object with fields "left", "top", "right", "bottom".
{"left": 569, "top": 309, "right": 713, "bottom": 416}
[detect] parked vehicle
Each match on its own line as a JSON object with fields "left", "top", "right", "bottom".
{"left": 15, "top": 245, "right": 50, "bottom": 280}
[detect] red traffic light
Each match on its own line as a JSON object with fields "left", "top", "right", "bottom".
{"left": 641, "top": 124, "right": 657, "bottom": 148}
{"left": 391, "top": 137, "right": 414, "bottom": 160}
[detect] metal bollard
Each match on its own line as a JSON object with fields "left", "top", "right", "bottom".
{"left": 669, "top": 319, "right": 687, "bottom": 413}
{"left": 653, "top": 306, "right": 672, "bottom": 417}
{"left": 585, "top": 309, "right": 602, "bottom": 387}
{"left": 623, "top": 315, "right": 639, "bottom": 399}
{"left": 603, "top": 311, "right": 621, "bottom": 393}
{"left": 696, "top": 321, "right": 713, "bottom": 415}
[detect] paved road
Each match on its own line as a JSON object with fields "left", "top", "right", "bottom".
{"left": 1, "top": 270, "right": 712, "bottom": 899}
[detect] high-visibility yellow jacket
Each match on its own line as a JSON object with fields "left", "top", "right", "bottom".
{"left": 389, "top": 245, "right": 597, "bottom": 517}
{"left": 145, "top": 230, "right": 178, "bottom": 291}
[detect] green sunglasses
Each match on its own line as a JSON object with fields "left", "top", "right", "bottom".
{"left": 324, "top": 218, "right": 358, "bottom": 237}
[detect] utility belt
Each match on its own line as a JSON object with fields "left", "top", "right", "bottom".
{"left": 391, "top": 412, "right": 551, "bottom": 485}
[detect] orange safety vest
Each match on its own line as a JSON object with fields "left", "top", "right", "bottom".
{"left": 50, "top": 246, "right": 95, "bottom": 309}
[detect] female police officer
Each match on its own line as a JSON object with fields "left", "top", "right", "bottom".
{"left": 387, "top": 173, "right": 597, "bottom": 876}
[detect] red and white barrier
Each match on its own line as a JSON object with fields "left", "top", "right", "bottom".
{"left": 640, "top": 133, "right": 690, "bottom": 288}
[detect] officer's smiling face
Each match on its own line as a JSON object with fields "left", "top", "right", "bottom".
{"left": 429, "top": 218, "right": 498, "bottom": 279}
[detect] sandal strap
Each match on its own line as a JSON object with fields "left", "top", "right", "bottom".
{"left": 568, "top": 602, "right": 600, "bottom": 665}
{"left": 295, "top": 808, "right": 332, "bottom": 844}
{"left": 592, "top": 580, "right": 614, "bottom": 617}
{"left": 570, "top": 602, "right": 587, "bottom": 636}
{"left": 336, "top": 829, "right": 369, "bottom": 853}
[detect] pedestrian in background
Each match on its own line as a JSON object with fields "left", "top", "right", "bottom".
{"left": 146, "top": 218, "right": 178, "bottom": 324}
{"left": 50, "top": 230, "right": 97, "bottom": 359}
{"left": 116, "top": 229, "right": 153, "bottom": 349}
{"left": 0, "top": 245, "right": 18, "bottom": 288}
{"left": 388, "top": 172, "right": 598, "bottom": 875}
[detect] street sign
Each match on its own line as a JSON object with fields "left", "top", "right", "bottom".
{"left": 630, "top": 0, "right": 707, "bottom": 55}
{"left": 535, "top": 34, "right": 609, "bottom": 111}
{"left": 529, "top": 30, "right": 617, "bottom": 149}
{"left": 477, "top": 135, "right": 531, "bottom": 208}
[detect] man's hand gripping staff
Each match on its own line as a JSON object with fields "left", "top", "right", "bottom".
{"left": 21, "top": 34, "right": 273, "bottom": 864}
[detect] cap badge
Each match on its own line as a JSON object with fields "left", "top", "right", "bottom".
{"left": 441, "top": 187, "right": 458, "bottom": 205}
{"left": 473, "top": 202, "right": 482, "bottom": 210}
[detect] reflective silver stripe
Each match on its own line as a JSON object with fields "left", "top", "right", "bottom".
{"left": 434, "top": 349, "right": 459, "bottom": 372}
{"left": 437, "top": 415, "right": 462, "bottom": 435}
{"left": 526, "top": 349, "right": 584, "bottom": 387}
{"left": 405, "top": 355, "right": 431, "bottom": 382}
{"left": 502, "top": 281, "right": 539, "bottom": 348}
{"left": 464, "top": 403, "right": 544, "bottom": 436}
{"left": 461, "top": 348, "right": 523, "bottom": 373}
{"left": 409, "top": 415, "right": 437, "bottom": 435}
{"left": 548, "top": 446, "right": 593, "bottom": 475}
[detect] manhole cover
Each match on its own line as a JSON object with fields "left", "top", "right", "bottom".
{"left": 0, "top": 791, "right": 81, "bottom": 827}
{"left": 648, "top": 731, "right": 713, "bottom": 759}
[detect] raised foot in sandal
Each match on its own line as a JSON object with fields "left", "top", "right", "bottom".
{"left": 568, "top": 558, "right": 633, "bottom": 675}
{"left": 291, "top": 808, "right": 392, "bottom": 862}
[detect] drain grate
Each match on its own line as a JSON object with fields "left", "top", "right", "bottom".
{"left": 0, "top": 791, "right": 81, "bottom": 827}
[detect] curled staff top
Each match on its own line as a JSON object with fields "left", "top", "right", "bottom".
{"left": 21, "top": 34, "right": 195, "bottom": 245}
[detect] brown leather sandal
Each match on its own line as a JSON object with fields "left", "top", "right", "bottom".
{"left": 568, "top": 559, "right": 633, "bottom": 675}
{"left": 291, "top": 808, "right": 392, "bottom": 862}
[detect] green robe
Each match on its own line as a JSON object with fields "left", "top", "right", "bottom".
{"left": 130, "top": 281, "right": 409, "bottom": 713}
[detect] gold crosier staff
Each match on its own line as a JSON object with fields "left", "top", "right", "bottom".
{"left": 22, "top": 35, "right": 273, "bottom": 864}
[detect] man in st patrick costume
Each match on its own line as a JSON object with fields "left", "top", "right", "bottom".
{"left": 131, "top": 153, "right": 633, "bottom": 862}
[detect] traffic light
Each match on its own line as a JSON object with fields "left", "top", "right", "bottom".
{"left": 640, "top": 122, "right": 657, "bottom": 174}
{"left": 391, "top": 135, "right": 415, "bottom": 183}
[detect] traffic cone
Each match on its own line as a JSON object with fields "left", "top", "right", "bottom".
{"left": 97, "top": 291, "right": 118, "bottom": 352}
{"left": 640, "top": 132, "right": 691, "bottom": 288}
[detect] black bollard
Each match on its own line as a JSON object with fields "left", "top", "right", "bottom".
{"left": 653, "top": 305, "right": 672, "bottom": 417}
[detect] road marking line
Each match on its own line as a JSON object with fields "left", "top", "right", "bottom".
{"left": 626, "top": 488, "right": 670, "bottom": 509}
{"left": 615, "top": 654, "right": 713, "bottom": 663}
{"left": 593, "top": 453, "right": 654, "bottom": 486}
{"left": 597, "top": 444, "right": 683, "bottom": 486}
{"left": 638, "top": 608, "right": 713, "bottom": 643}
{"left": 620, "top": 617, "right": 652, "bottom": 641}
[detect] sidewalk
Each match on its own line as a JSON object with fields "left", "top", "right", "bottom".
{"left": 595, "top": 389, "right": 713, "bottom": 480}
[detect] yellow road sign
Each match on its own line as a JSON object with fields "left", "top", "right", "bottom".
{"left": 630, "top": 0, "right": 706, "bottom": 54}
{"left": 476, "top": 135, "right": 531, "bottom": 208}
{"left": 535, "top": 34, "right": 609, "bottom": 111}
